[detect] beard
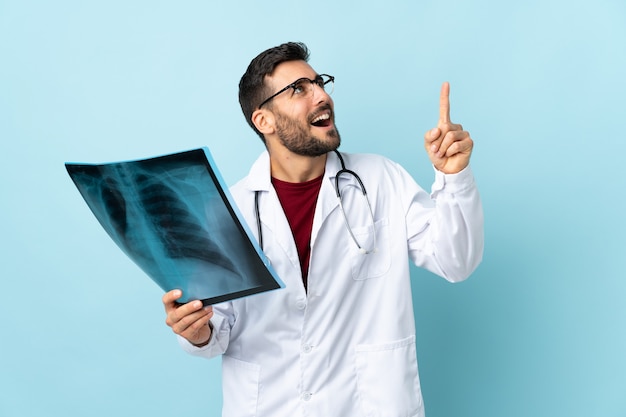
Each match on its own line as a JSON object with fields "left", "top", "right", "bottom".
{"left": 273, "top": 106, "right": 341, "bottom": 157}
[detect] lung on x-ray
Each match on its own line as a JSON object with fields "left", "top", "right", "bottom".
{"left": 66, "top": 147, "right": 284, "bottom": 305}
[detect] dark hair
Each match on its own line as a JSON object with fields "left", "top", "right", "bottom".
{"left": 238, "top": 42, "right": 310, "bottom": 140}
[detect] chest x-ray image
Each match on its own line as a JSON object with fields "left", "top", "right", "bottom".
{"left": 66, "top": 148, "right": 283, "bottom": 305}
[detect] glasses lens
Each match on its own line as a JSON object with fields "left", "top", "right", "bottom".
{"left": 322, "top": 75, "right": 334, "bottom": 95}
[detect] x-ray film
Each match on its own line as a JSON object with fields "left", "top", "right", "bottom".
{"left": 66, "top": 148, "right": 284, "bottom": 305}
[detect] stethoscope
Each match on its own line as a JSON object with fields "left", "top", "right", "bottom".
{"left": 255, "top": 150, "right": 377, "bottom": 255}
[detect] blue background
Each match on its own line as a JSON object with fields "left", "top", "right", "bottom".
{"left": 1, "top": 0, "right": 625, "bottom": 416}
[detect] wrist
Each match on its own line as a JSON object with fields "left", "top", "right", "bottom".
{"left": 191, "top": 321, "right": 213, "bottom": 348}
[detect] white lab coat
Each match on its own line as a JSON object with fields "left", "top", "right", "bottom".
{"left": 179, "top": 151, "right": 484, "bottom": 417}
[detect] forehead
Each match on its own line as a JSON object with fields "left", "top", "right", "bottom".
{"left": 267, "top": 60, "right": 318, "bottom": 89}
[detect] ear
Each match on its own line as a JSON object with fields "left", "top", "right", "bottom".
{"left": 251, "top": 109, "right": 275, "bottom": 136}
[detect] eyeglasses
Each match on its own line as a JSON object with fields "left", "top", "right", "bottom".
{"left": 258, "top": 74, "right": 334, "bottom": 109}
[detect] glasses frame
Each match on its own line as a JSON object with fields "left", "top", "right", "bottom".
{"left": 258, "top": 74, "right": 334, "bottom": 109}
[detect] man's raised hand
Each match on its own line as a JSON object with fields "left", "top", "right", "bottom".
{"left": 424, "top": 82, "right": 473, "bottom": 174}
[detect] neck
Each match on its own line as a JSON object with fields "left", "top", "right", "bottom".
{"left": 268, "top": 149, "right": 328, "bottom": 183}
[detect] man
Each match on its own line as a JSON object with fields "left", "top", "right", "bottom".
{"left": 163, "top": 42, "right": 483, "bottom": 417}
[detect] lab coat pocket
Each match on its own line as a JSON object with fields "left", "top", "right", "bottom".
{"left": 355, "top": 335, "right": 424, "bottom": 417}
{"left": 350, "top": 217, "right": 391, "bottom": 280}
{"left": 222, "top": 355, "right": 261, "bottom": 417}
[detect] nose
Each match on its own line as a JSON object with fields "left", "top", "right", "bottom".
{"left": 311, "top": 82, "right": 331, "bottom": 104}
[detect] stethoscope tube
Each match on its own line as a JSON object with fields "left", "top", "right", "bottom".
{"left": 255, "top": 150, "right": 376, "bottom": 254}
{"left": 255, "top": 189, "right": 263, "bottom": 251}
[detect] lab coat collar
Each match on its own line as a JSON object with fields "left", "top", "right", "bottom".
{"left": 244, "top": 150, "right": 347, "bottom": 193}
{"left": 243, "top": 150, "right": 356, "bottom": 269}
{"left": 241, "top": 150, "right": 344, "bottom": 280}
{"left": 243, "top": 149, "right": 350, "bottom": 233}
{"left": 245, "top": 150, "right": 272, "bottom": 192}
{"left": 316, "top": 150, "right": 343, "bottom": 220}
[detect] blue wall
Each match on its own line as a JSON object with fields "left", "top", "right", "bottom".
{"left": 1, "top": 0, "right": 625, "bottom": 416}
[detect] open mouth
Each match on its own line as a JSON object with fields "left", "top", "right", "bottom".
{"left": 310, "top": 111, "right": 332, "bottom": 128}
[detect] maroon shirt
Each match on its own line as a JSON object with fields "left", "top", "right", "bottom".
{"left": 271, "top": 174, "right": 323, "bottom": 290}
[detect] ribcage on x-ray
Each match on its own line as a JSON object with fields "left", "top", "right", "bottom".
{"left": 98, "top": 169, "right": 237, "bottom": 274}
{"left": 134, "top": 173, "right": 218, "bottom": 261}
{"left": 100, "top": 176, "right": 127, "bottom": 238}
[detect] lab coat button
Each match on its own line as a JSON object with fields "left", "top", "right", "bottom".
{"left": 295, "top": 299, "right": 306, "bottom": 310}
{"left": 302, "top": 344, "right": 312, "bottom": 353}
{"left": 301, "top": 392, "right": 312, "bottom": 401}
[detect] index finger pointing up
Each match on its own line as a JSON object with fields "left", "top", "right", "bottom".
{"left": 439, "top": 81, "right": 451, "bottom": 124}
